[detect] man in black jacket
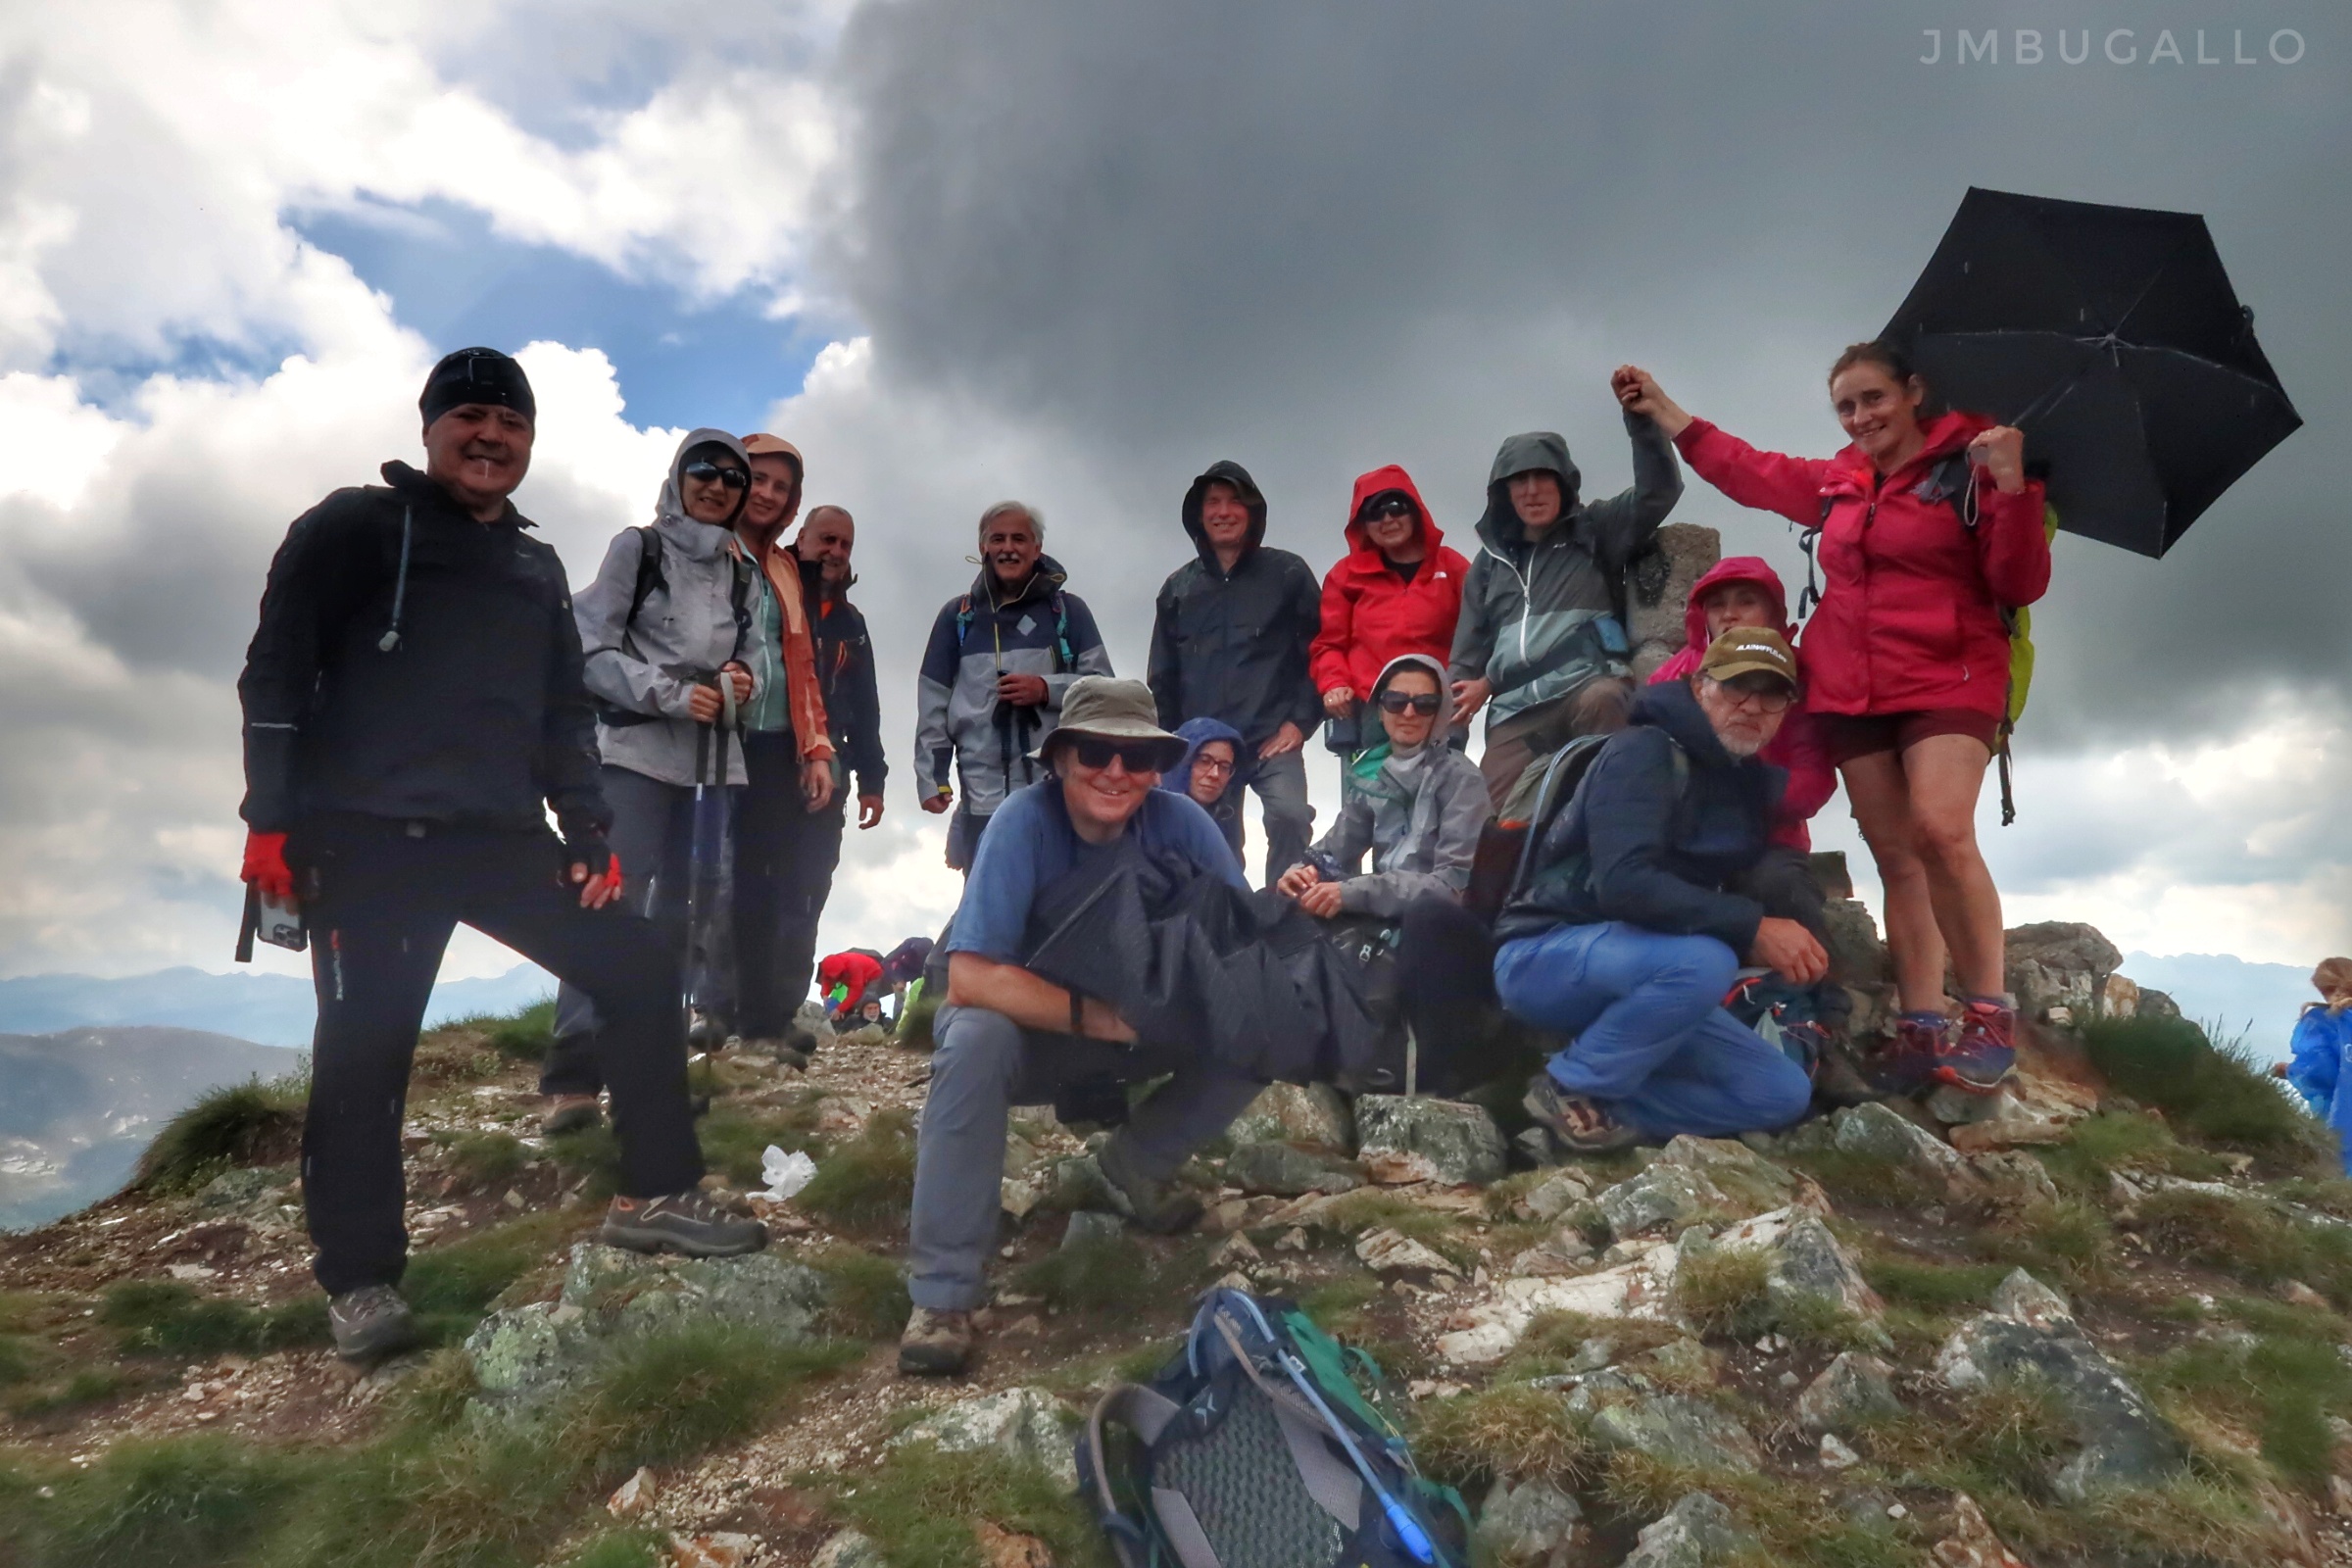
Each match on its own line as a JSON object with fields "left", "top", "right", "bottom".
{"left": 738, "top": 502, "right": 890, "bottom": 1059}
{"left": 238, "top": 347, "right": 763, "bottom": 1364}
{"left": 1492, "top": 629, "right": 1825, "bottom": 1152}
{"left": 1146, "top": 461, "right": 1324, "bottom": 886}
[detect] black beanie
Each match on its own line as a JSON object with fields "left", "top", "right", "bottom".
{"left": 419, "top": 347, "right": 536, "bottom": 428}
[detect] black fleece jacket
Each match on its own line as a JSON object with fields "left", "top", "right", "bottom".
{"left": 1146, "top": 459, "right": 1324, "bottom": 747}
{"left": 1497, "top": 679, "right": 1786, "bottom": 952}
{"left": 237, "top": 461, "right": 609, "bottom": 849}
{"left": 801, "top": 558, "right": 887, "bottom": 797}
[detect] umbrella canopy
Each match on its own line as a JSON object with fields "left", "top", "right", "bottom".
{"left": 1882, "top": 187, "right": 2300, "bottom": 558}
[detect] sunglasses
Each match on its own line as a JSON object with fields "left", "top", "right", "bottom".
{"left": 1064, "top": 735, "right": 1168, "bottom": 773}
{"left": 1378, "top": 691, "right": 1444, "bottom": 715}
{"left": 1360, "top": 495, "right": 1416, "bottom": 523}
{"left": 681, "top": 459, "right": 750, "bottom": 491}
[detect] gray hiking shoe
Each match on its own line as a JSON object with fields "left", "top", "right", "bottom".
{"left": 1522, "top": 1074, "right": 1641, "bottom": 1153}
{"left": 599, "top": 1190, "right": 768, "bottom": 1257}
{"left": 328, "top": 1285, "right": 420, "bottom": 1364}
{"left": 898, "top": 1306, "right": 973, "bottom": 1376}
{"left": 541, "top": 1094, "right": 604, "bottom": 1137}
{"left": 1095, "top": 1134, "right": 1203, "bottom": 1235}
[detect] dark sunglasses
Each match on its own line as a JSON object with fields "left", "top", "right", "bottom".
{"left": 1360, "top": 494, "right": 1416, "bottom": 523}
{"left": 1064, "top": 735, "right": 1168, "bottom": 773}
{"left": 1378, "top": 691, "right": 1444, "bottom": 715}
{"left": 681, "top": 459, "right": 750, "bottom": 490}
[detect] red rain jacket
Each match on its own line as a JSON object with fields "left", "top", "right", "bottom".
{"left": 1310, "top": 466, "right": 1471, "bottom": 701}
{"left": 1673, "top": 412, "right": 2049, "bottom": 719}
{"left": 816, "top": 949, "right": 884, "bottom": 1013}
{"left": 1647, "top": 556, "right": 1838, "bottom": 853}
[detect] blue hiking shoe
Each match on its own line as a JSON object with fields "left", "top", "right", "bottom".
{"left": 1863, "top": 1012, "right": 1946, "bottom": 1098}
{"left": 1935, "top": 999, "right": 2019, "bottom": 1095}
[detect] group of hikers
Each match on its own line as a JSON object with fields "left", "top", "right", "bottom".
{"left": 238, "top": 338, "right": 2051, "bottom": 1371}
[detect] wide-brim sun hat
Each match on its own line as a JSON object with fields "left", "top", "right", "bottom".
{"left": 1030, "top": 676, "right": 1190, "bottom": 771}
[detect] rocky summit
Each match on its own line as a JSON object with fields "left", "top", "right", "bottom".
{"left": 5, "top": 923, "right": 2352, "bottom": 1568}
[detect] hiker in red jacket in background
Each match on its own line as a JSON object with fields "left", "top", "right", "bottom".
{"left": 1310, "top": 466, "right": 1470, "bottom": 770}
{"left": 817, "top": 948, "right": 885, "bottom": 1020}
{"left": 1614, "top": 344, "right": 2049, "bottom": 1099}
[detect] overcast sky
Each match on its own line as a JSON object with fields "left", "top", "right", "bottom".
{"left": 0, "top": 1, "right": 2342, "bottom": 987}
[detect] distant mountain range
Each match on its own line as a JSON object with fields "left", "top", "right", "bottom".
{"left": 0, "top": 963, "right": 555, "bottom": 1050}
{"left": 0, "top": 1026, "right": 300, "bottom": 1232}
{"left": 2119, "top": 951, "right": 2314, "bottom": 1055}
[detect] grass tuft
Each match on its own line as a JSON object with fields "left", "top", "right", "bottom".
{"left": 696, "top": 1099, "right": 825, "bottom": 1189}
{"left": 98, "top": 1281, "right": 327, "bottom": 1357}
{"left": 441, "top": 1131, "right": 527, "bottom": 1193}
{"left": 132, "top": 1076, "right": 308, "bottom": 1194}
{"left": 822, "top": 1439, "right": 1108, "bottom": 1568}
{"left": 1493, "top": 1309, "right": 1686, "bottom": 1383}
{"left": 795, "top": 1107, "right": 917, "bottom": 1232}
{"left": 1974, "top": 1196, "right": 2117, "bottom": 1288}
{"left": 19, "top": 1435, "right": 304, "bottom": 1568}
{"left": 1010, "top": 1232, "right": 1206, "bottom": 1318}
{"left": 1671, "top": 1246, "right": 1774, "bottom": 1341}
{"left": 1411, "top": 1384, "right": 1590, "bottom": 1489}
{"left": 804, "top": 1243, "right": 912, "bottom": 1340}
{"left": 402, "top": 1210, "right": 584, "bottom": 1342}
{"left": 2135, "top": 1188, "right": 2352, "bottom": 1303}
{"left": 483, "top": 999, "right": 558, "bottom": 1062}
{"left": 2082, "top": 1013, "right": 2324, "bottom": 1163}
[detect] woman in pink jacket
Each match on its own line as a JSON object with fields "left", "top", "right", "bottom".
{"left": 1613, "top": 346, "right": 2049, "bottom": 1096}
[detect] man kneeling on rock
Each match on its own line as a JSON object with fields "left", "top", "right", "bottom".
{"left": 1494, "top": 628, "right": 1826, "bottom": 1152}
{"left": 902, "top": 677, "right": 1262, "bottom": 1376}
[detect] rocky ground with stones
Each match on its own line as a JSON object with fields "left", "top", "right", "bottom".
{"left": 8, "top": 916, "right": 2352, "bottom": 1568}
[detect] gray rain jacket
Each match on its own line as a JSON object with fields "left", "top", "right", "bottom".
{"left": 575, "top": 428, "right": 758, "bottom": 788}
{"left": 1447, "top": 416, "right": 1683, "bottom": 727}
{"left": 1307, "top": 654, "right": 1492, "bottom": 918}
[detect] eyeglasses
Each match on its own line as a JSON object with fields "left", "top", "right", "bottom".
{"left": 1193, "top": 755, "right": 1236, "bottom": 775}
{"left": 1360, "top": 495, "right": 1416, "bottom": 523}
{"left": 1706, "top": 675, "right": 1795, "bottom": 713}
{"left": 1065, "top": 735, "right": 1168, "bottom": 773}
{"left": 681, "top": 460, "right": 750, "bottom": 491}
{"left": 1378, "top": 691, "right": 1444, "bottom": 715}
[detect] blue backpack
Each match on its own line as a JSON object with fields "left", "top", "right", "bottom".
{"left": 1077, "top": 1288, "right": 1468, "bottom": 1568}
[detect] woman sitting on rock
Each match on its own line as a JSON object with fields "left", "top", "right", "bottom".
{"left": 1612, "top": 347, "right": 2049, "bottom": 1099}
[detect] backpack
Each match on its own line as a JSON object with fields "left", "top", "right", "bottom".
{"left": 1806, "top": 453, "right": 2059, "bottom": 824}
{"left": 1078, "top": 1288, "right": 1468, "bottom": 1568}
{"left": 598, "top": 525, "right": 757, "bottom": 728}
{"left": 955, "top": 585, "right": 1076, "bottom": 671}
{"left": 1464, "top": 731, "right": 1685, "bottom": 924}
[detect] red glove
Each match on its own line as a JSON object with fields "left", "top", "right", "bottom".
{"left": 242, "top": 830, "right": 293, "bottom": 900}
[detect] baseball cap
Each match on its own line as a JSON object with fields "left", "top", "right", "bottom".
{"left": 1697, "top": 626, "right": 1799, "bottom": 689}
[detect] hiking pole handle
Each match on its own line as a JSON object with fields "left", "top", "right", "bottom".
{"left": 235, "top": 883, "right": 258, "bottom": 964}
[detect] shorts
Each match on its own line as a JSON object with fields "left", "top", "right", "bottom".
{"left": 1821, "top": 709, "right": 2000, "bottom": 766}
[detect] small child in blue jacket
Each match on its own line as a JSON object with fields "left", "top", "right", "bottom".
{"left": 2276, "top": 957, "right": 2352, "bottom": 1177}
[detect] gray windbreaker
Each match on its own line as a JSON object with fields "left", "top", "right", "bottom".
{"left": 576, "top": 428, "right": 756, "bottom": 787}
{"left": 1307, "top": 654, "right": 1492, "bottom": 918}
{"left": 1447, "top": 415, "right": 1683, "bottom": 727}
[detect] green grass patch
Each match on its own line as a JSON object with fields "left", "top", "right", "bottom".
{"left": 1411, "top": 1383, "right": 1590, "bottom": 1490}
{"left": 821, "top": 1439, "right": 1108, "bottom": 1568}
{"left": 98, "top": 1281, "right": 328, "bottom": 1357}
{"left": 1493, "top": 1309, "right": 1685, "bottom": 1384}
{"left": 5, "top": 1365, "right": 144, "bottom": 1419}
{"left": 1600, "top": 1453, "right": 1915, "bottom": 1568}
{"left": 132, "top": 1076, "right": 308, "bottom": 1194}
{"left": 2142, "top": 1329, "right": 2352, "bottom": 1492}
{"left": 2135, "top": 1187, "right": 2352, "bottom": 1303}
{"left": 1857, "top": 1378, "right": 2074, "bottom": 1499}
{"left": 795, "top": 1107, "right": 916, "bottom": 1232}
{"left": 2041, "top": 1110, "right": 2229, "bottom": 1192}
{"left": 1009, "top": 1232, "right": 1208, "bottom": 1318}
{"left": 1295, "top": 1276, "right": 1385, "bottom": 1341}
{"left": 1858, "top": 1251, "right": 2012, "bottom": 1313}
{"left": 1314, "top": 1190, "right": 1478, "bottom": 1266}
{"left": 554, "top": 1531, "right": 666, "bottom": 1568}
{"left": 545, "top": 1122, "right": 625, "bottom": 1200}
{"left": 1974, "top": 1196, "right": 2117, "bottom": 1288}
{"left": 804, "top": 1243, "right": 911, "bottom": 1340}
{"left": 483, "top": 999, "right": 557, "bottom": 1061}
{"left": 441, "top": 1131, "right": 527, "bottom": 1193}
{"left": 403, "top": 1210, "right": 583, "bottom": 1342}
{"left": 696, "top": 1099, "right": 826, "bottom": 1188}
{"left": 2082, "top": 1013, "right": 2325, "bottom": 1164}
{"left": 1782, "top": 1148, "right": 1936, "bottom": 1209}
{"left": 1671, "top": 1246, "right": 1774, "bottom": 1341}
{"left": 15, "top": 1435, "right": 307, "bottom": 1568}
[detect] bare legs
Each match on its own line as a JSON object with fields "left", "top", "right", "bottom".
{"left": 1839, "top": 736, "right": 2003, "bottom": 1011}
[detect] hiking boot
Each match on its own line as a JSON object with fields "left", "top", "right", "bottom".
{"left": 1095, "top": 1134, "right": 1203, "bottom": 1235}
{"left": 1936, "top": 999, "right": 2019, "bottom": 1095}
{"left": 1521, "top": 1073, "right": 1640, "bottom": 1152}
{"left": 327, "top": 1285, "right": 420, "bottom": 1364}
{"left": 599, "top": 1190, "right": 768, "bottom": 1257}
{"left": 1862, "top": 1013, "right": 1945, "bottom": 1098}
{"left": 898, "top": 1306, "right": 973, "bottom": 1377}
{"left": 540, "top": 1095, "right": 604, "bottom": 1137}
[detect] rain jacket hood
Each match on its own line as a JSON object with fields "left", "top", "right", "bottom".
{"left": 658, "top": 427, "right": 752, "bottom": 546}
{"left": 1160, "top": 716, "right": 1248, "bottom": 801}
{"left": 1344, "top": 466, "right": 1442, "bottom": 558}
{"left": 1642, "top": 554, "right": 1836, "bottom": 851}
{"left": 1181, "top": 459, "right": 1269, "bottom": 562}
{"left": 1308, "top": 652, "right": 1490, "bottom": 917}
{"left": 1447, "top": 413, "right": 1685, "bottom": 726}
{"left": 1311, "top": 466, "right": 1470, "bottom": 721}
{"left": 1475, "top": 432, "right": 1584, "bottom": 554}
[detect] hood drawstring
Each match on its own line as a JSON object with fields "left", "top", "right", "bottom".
{"left": 378, "top": 505, "right": 414, "bottom": 653}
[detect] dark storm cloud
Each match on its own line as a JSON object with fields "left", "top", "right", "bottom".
{"left": 826, "top": 0, "right": 2351, "bottom": 749}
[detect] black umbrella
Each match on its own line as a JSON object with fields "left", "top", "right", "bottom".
{"left": 1882, "top": 187, "right": 2300, "bottom": 558}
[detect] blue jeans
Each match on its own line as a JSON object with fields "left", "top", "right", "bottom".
{"left": 1494, "top": 922, "right": 1812, "bottom": 1140}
